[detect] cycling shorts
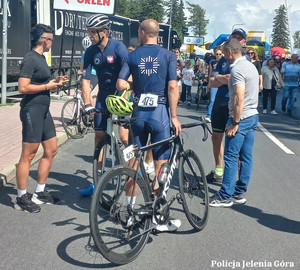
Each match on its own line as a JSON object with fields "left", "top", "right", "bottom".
{"left": 94, "top": 96, "right": 110, "bottom": 131}
{"left": 20, "top": 104, "right": 56, "bottom": 143}
{"left": 211, "top": 96, "right": 229, "bottom": 133}
{"left": 131, "top": 104, "right": 171, "bottom": 160}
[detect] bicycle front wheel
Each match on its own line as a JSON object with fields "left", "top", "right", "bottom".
{"left": 93, "top": 134, "right": 123, "bottom": 185}
{"left": 90, "top": 166, "right": 152, "bottom": 265}
{"left": 178, "top": 149, "right": 209, "bottom": 231}
{"left": 61, "top": 99, "right": 87, "bottom": 139}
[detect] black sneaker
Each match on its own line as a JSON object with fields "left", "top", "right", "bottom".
{"left": 206, "top": 170, "right": 223, "bottom": 183}
{"left": 14, "top": 193, "right": 41, "bottom": 213}
{"left": 31, "top": 190, "right": 54, "bottom": 205}
{"left": 282, "top": 105, "right": 286, "bottom": 112}
{"left": 209, "top": 194, "right": 233, "bottom": 207}
{"left": 231, "top": 193, "right": 246, "bottom": 204}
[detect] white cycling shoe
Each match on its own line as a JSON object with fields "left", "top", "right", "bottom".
{"left": 153, "top": 218, "right": 181, "bottom": 232}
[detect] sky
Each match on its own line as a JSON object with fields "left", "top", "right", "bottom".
{"left": 185, "top": 0, "right": 300, "bottom": 46}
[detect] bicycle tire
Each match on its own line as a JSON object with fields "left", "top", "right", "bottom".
{"left": 61, "top": 98, "right": 88, "bottom": 139}
{"left": 93, "top": 134, "right": 123, "bottom": 186}
{"left": 178, "top": 149, "right": 209, "bottom": 230}
{"left": 90, "top": 166, "right": 152, "bottom": 265}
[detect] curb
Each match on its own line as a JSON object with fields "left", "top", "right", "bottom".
{"left": 0, "top": 131, "right": 68, "bottom": 189}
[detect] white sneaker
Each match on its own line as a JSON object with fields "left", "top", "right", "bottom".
{"left": 154, "top": 218, "right": 181, "bottom": 232}
{"left": 263, "top": 109, "right": 267, "bottom": 114}
{"left": 271, "top": 110, "right": 278, "bottom": 115}
{"left": 205, "top": 117, "right": 211, "bottom": 123}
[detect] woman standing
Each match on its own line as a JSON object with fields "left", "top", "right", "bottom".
{"left": 261, "top": 59, "right": 284, "bottom": 115}
{"left": 247, "top": 47, "right": 263, "bottom": 91}
{"left": 15, "top": 24, "right": 66, "bottom": 213}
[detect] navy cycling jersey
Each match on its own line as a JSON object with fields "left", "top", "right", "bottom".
{"left": 82, "top": 39, "right": 128, "bottom": 97}
{"left": 214, "top": 56, "right": 230, "bottom": 97}
{"left": 121, "top": 44, "right": 177, "bottom": 98}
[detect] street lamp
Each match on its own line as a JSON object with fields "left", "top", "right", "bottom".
{"left": 232, "top": 23, "right": 246, "bottom": 32}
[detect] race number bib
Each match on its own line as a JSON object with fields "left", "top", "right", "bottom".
{"left": 123, "top": 145, "right": 135, "bottom": 162}
{"left": 138, "top": 93, "right": 158, "bottom": 108}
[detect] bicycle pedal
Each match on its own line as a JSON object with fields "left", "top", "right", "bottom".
{"left": 176, "top": 193, "right": 184, "bottom": 204}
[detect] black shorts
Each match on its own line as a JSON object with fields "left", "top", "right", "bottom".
{"left": 20, "top": 104, "right": 56, "bottom": 143}
{"left": 211, "top": 96, "right": 229, "bottom": 133}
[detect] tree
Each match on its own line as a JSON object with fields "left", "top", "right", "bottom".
{"left": 185, "top": 1, "right": 208, "bottom": 37}
{"left": 271, "top": 4, "right": 290, "bottom": 49}
{"left": 293, "top": 30, "right": 300, "bottom": 48}
{"left": 166, "top": 0, "right": 187, "bottom": 41}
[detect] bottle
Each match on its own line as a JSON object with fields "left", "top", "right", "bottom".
{"left": 157, "top": 163, "right": 170, "bottom": 187}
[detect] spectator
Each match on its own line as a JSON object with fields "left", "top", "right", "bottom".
{"left": 205, "top": 47, "right": 223, "bottom": 123}
{"left": 261, "top": 59, "right": 284, "bottom": 115}
{"left": 281, "top": 53, "right": 300, "bottom": 115}
{"left": 180, "top": 60, "right": 195, "bottom": 106}
{"left": 247, "top": 47, "right": 263, "bottom": 91}
{"left": 174, "top": 49, "right": 184, "bottom": 70}
{"left": 209, "top": 38, "right": 259, "bottom": 207}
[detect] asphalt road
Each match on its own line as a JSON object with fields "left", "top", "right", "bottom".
{"left": 0, "top": 99, "right": 299, "bottom": 270}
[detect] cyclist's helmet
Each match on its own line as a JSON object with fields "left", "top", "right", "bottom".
{"left": 82, "top": 36, "right": 92, "bottom": 50}
{"left": 86, "top": 14, "right": 110, "bottom": 30}
{"left": 106, "top": 91, "right": 133, "bottom": 117}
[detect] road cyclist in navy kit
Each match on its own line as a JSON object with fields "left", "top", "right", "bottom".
{"left": 78, "top": 14, "right": 130, "bottom": 196}
{"left": 15, "top": 24, "right": 67, "bottom": 213}
{"left": 117, "top": 19, "right": 182, "bottom": 232}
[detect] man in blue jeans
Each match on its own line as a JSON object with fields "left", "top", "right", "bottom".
{"left": 209, "top": 38, "right": 259, "bottom": 207}
{"left": 281, "top": 54, "right": 300, "bottom": 115}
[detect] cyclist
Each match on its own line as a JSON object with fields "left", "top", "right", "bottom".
{"left": 117, "top": 19, "right": 182, "bottom": 232}
{"left": 15, "top": 24, "right": 65, "bottom": 213}
{"left": 78, "top": 14, "right": 129, "bottom": 196}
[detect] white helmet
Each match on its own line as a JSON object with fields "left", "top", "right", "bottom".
{"left": 82, "top": 36, "right": 92, "bottom": 50}
{"left": 86, "top": 14, "right": 110, "bottom": 30}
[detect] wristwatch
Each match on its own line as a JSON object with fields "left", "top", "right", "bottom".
{"left": 232, "top": 120, "right": 240, "bottom": 126}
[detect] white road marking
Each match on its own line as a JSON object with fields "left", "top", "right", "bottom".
{"left": 258, "top": 123, "right": 295, "bottom": 155}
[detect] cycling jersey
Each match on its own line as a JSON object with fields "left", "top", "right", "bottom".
{"left": 122, "top": 44, "right": 177, "bottom": 160}
{"left": 20, "top": 50, "right": 51, "bottom": 107}
{"left": 123, "top": 44, "right": 177, "bottom": 99}
{"left": 82, "top": 39, "right": 128, "bottom": 98}
{"left": 214, "top": 56, "right": 230, "bottom": 98}
{"left": 82, "top": 39, "right": 128, "bottom": 130}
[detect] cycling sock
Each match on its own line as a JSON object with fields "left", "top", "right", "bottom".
{"left": 35, "top": 183, "right": 46, "bottom": 193}
{"left": 126, "top": 196, "right": 136, "bottom": 206}
{"left": 215, "top": 167, "right": 223, "bottom": 177}
{"left": 17, "top": 189, "right": 27, "bottom": 198}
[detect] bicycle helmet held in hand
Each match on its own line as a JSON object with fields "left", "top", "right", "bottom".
{"left": 106, "top": 91, "right": 133, "bottom": 117}
{"left": 82, "top": 36, "right": 92, "bottom": 50}
{"left": 86, "top": 14, "right": 110, "bottom": 31}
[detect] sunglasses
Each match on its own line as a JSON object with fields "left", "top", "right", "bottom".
{"left": 247, "top": 52, "right": 254, "bottom": 55}
{"left": 216, "top": 53, "right": 222, "bottom": 55}
{"left": 41, "top": 36, "right": 54, "bottom": 42}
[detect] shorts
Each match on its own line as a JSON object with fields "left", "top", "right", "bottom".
{"left": 211, "top": 95, "right": 229, "bottom": 133}
{"left": 131, "top": 104, "right": 171, "bottom": 160}
{"left": 94, "top": 93, "right": 110, "bottom": 131}
{"left": 20, "top": 104, "right": 56, "bottom": 143}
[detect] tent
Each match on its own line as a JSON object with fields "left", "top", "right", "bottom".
{"left": 271, "top": 47, "right": 286, "bottom": 59}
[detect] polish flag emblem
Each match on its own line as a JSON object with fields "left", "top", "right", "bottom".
{"left": 107, "top": 56, "right": 114, "bottom": 63}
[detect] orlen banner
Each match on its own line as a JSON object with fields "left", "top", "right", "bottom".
{"left": 54, "top": 0, "right": 116, "bottom": 15}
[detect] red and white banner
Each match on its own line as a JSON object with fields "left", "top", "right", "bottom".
{"left": 54, "top": 0, "right": 116, "bottom": 15}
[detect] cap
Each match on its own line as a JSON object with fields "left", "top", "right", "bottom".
{"left": 231, "top": 28, "right": 247, "bottom": 40}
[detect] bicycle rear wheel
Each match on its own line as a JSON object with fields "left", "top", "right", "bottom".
{"left": 93, "top": 134, "right": 123, "bottom": 185}
{"left": 90, "top": 166, "right": 152, "bottom": 265}
{"left": 178, "top": 149, "right": 209, "bottom": 230}
{"left": 61, "top": 99, "right": 88, "bottom": 139}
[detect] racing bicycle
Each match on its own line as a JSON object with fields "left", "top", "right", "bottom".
{"left": 89, "top": 117, "right": 210, "bottom": 265}
{"left": 61, "top": 81, "right": 94, "bottom": 139}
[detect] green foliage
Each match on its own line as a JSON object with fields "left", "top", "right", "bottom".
{"left": 166, "top": 0, "right": 187, "bottom": 41}
{"left": 293, "top": 30, "right": 300, "bottom": 49}
{"left": 116, "top": 0, "right": 164, "bottom": 22}
{"left": 271, "top": 4, "right": 290, "bottom": 49}
{"left": 186, "top": 1, "right": 208, "bottom": 37}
